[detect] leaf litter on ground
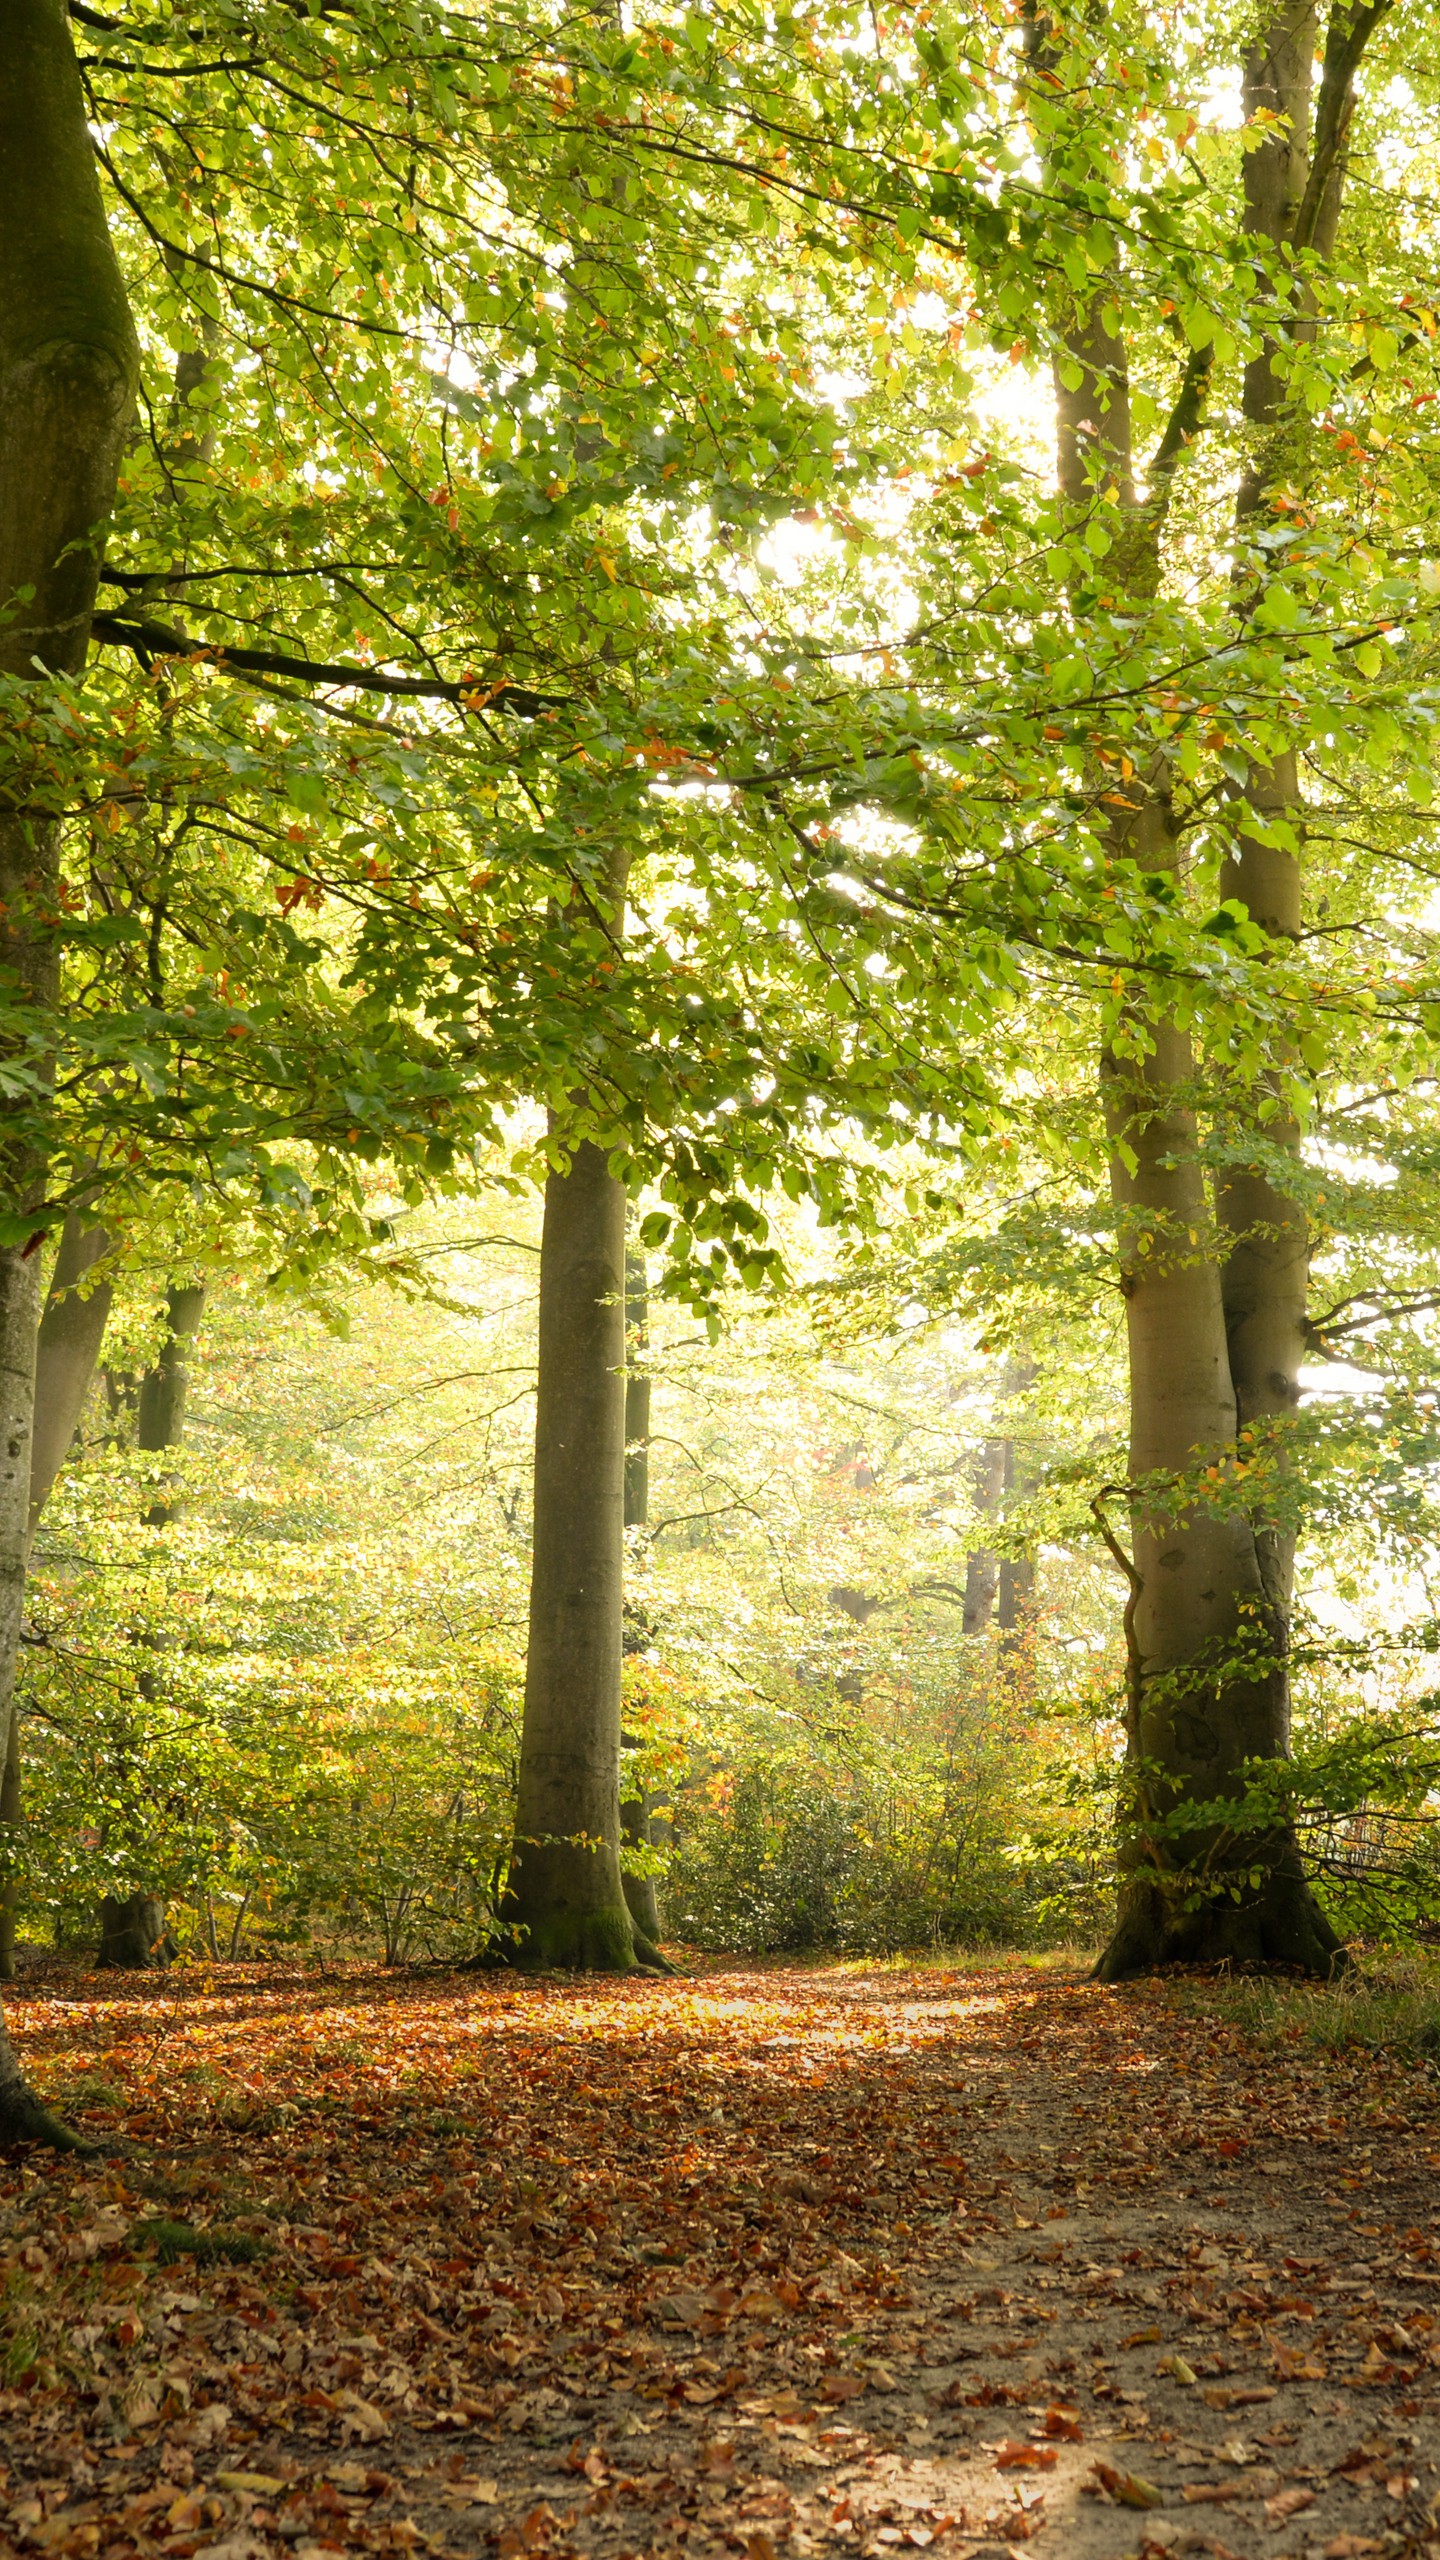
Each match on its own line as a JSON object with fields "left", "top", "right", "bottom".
{"left": 0, "top": 1954, "right": 1438, "bottom": 2560}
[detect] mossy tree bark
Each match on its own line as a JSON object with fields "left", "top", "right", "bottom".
{"left": 1027, "top": 0, "right": 1372, "bottom": 1980}
{"left": 0, "top": 0, "right": 139, "bottom": 2137}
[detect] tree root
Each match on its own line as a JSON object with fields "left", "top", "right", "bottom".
{"left": 476, "top": 1897, "right": 678, "bottom": 1976}
{"left": 1094, "top": 1863, "right": 1348, "bottom": 1984}
{"left": 0, "top": 2083, "right": 98, "bottom": 2155}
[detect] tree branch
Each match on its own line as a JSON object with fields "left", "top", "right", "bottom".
{"left": 89, "top": 611, "right": 565, "bottom": 716}
{"left": 1147, "top": 340, "right": 1215, "bottom": 489}
{"left": 1292, "top": 0, "right": 1395, "bottom": 256}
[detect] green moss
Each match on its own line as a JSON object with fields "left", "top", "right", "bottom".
{"left": 517, "top": 1901, "right": 642, "bottom": 1972}
{"left": 135, "top": 2217, "right": 272, "bottom": 2266}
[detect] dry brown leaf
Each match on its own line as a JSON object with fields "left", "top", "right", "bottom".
{"left": 1090, "top": 2462, "right": 1164, "bottom": 2510}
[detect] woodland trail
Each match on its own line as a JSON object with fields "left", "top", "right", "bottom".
{"left": 1, "top": 1957, "right": 1438, "bottom": 2560}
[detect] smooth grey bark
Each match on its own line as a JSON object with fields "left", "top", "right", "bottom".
{"left": 137, "top": 1281, "right": 206, "bottom": 1521}
{"left": 1026, "top": 0, "right": 1351, "bottom": 1978}
{"left": 0, "top": 0, "right": 138, "bottom": 2139}
{"left": 996, "top": 1540, "right": 1035, "bottom": 1638}
{"left": 0, "top": 1210, "right": 115, "bottom": 1979}
{"left": 501, "top": 1134, "right": 661, "bottom": 1970}
{"left": 1218, "top": 5, "right": 1380, "bottom": 1521}
{"left": 964, "top": 1366, "right": 1038, "bottom": 1642}
{"left": 29, "top": 1210, "right": 115, "bottom": 1534}
{"left": 619, "top": 1242, "right": 664, "bottom": 1945}
{"left": 98, "top": 1892, "right": 173, "bottom": 1969}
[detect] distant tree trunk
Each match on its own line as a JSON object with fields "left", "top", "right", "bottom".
{"left": 997, "top": 1430, "right": 1038, "bottom": 1648}
{"left": 137, "top": 1282, "right": 205, "bottom": 1523}
{"left": 962, "top": 1439, "right": 1006, "bottom": 1634}
{"left": 93, "top": 1286, "right": 204, "bottom": 1968}
{"left": 97, "top": 1893, "right": 172, "bottom": 1969}
{"left": 620, "top": 1242, "right": 664, "bottom": 1945}
{"left": 996, "top": 1547, "right": 1034, "bottom": 1635}
{"left": 965, "top": 1365, "right": 1039, "bottom": 1644}
{"left": 501, "top": 1133, "right": 662, "bottom": 1970}
{"left": 0, "top": 0, "right": 139, "bottom": 2141}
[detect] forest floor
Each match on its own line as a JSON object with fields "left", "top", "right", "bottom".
{"left": 1, "top": 1953, "right": 1438, "bottom": 2560}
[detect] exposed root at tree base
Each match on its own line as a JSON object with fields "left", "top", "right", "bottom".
{"left": 0, "top": 2087, "right": 97, "bottom": 2155}
{"left": 474, "top": 1899, "right": 676, "bottom": 1976}
{"left": 1094, "top": 1867, "right": 1348, "bottom": 1984}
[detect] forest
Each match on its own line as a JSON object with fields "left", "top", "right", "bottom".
{"left": 3, "top": 1, "right": 1440, "bottom": 2554}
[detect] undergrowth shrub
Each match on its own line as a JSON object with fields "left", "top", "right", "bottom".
{"left": 668, "top": 1748, "right": 1068, "bottom": 1955}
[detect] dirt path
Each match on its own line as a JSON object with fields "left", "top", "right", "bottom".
{"left": 1, "top": 1959, "right": 1437, "bottom": 2560}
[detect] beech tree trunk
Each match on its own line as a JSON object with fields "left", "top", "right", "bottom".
{"left": 98, "top": 1893, "right": 173, "bottom": 1970}
{"left": 964, "top": 1366, "right": 1037, "bottom": 1643}
{"left": 1030, "top": 0, "right": 1368, "bottom": 1978}
{"left": 962, "top": 1440, "right": 1006, "bottom": 1634}
{"left": 29, "top": 1210, "right": 114, "bottom": 1534}
{"left": 997, "top": 1443, "right": 1036, "bottom": 1646}
{"left": 137, "top": 1281, "right": 205, "bottom": 1522}
{"left": 501, "top": 1137, "right": 662, "bottom": 1970}
{"left": 0, "top": 0, "right": 139, "bottom": 2139}
{"left": 0, "top": 1211, "right": 116, "bottom": 1980}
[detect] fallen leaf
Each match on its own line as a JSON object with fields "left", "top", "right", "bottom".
{"left": 1039, "top": 2406, "right": 1083, "bottom": 2441}
{"left": 1265, "top": 2487, "right": 1315, "bottom": 2523}
{"left": 1090, "top": 2462, "right": 1164, "bottom": 2510}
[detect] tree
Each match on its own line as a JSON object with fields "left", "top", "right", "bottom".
{"left": 0, "top": 0, "right": 139, "bottom": 2141}
{"left": 500, "top": 1118, "right": 656, "bottom": 1970}
{"left": 1036, "top": 0, "right": 1390, "bottom": 1978}
{"left": 92, "top": 1280, "right": 205, "bottom": 1968}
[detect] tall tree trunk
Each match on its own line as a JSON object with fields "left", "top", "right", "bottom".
{"left": 0, "top": 0, "right": 139, "bottom": 2140}
{"left": 501, "top": 1135, "right": 662, "bottom": 1970}
{"left": 619, "top": 1241, "right": 664, "bottom": 1944}
{"left": 1097, "top": 993, "right": 1339, "bottom": 1978}
{"left": 0, "top": 1210, "right": 115, "bottom": 1980}
{"left": 1217, "top": 5, "right": 1376, "bottom": 1547}
{"left": 1219, "top": 5, "right": 1317, "bottom": 1574}
{"left": 1099, "top": 0, "right": 1384, "bottom": 1975}
{"left": 1025, "top": 0, "right": 1359, "bottom": 1978}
